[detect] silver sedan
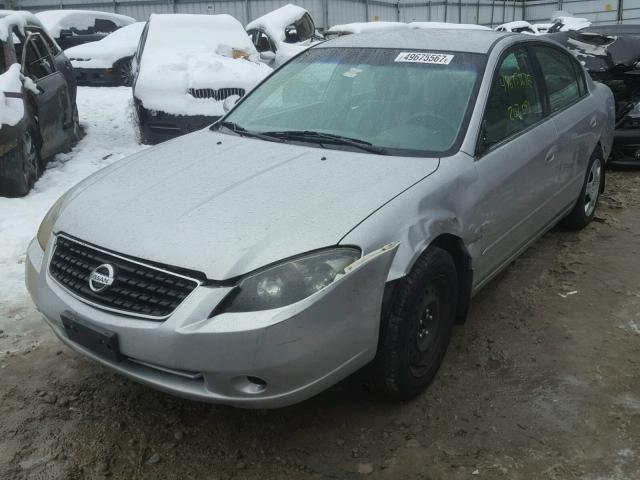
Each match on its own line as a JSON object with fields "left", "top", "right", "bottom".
{"left": 26, "top": 29, "right": 614, "bottom": 408}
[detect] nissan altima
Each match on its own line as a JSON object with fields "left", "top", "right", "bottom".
{"left": 26, "top": 29, "right": 614, "bottom": 408}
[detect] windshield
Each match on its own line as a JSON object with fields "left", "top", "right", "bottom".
{"left": 223, "top": 47, "right": 485, "bottom": 156}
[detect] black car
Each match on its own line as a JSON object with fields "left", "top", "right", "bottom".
{"left": 548, "top": 29, "right": 640, "bottom": 167}
{"left": 36, "top": 10, "right": 135, "bottom": 50}
{"left": 0, "top": 12, "right": 79, "bottom": 196}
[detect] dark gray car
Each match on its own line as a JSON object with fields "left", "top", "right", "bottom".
{"left": 0, "top": 11, "right": 79, "bottom": 197}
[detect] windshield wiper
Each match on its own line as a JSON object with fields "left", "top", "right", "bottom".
{"left": 215, "top": 121, "right": 281, "bottom": 143}
{"left": 261, "top": 130, "right": 388, "bottom": 154}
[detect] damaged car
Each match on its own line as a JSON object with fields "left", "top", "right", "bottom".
{"left": 548, "top": 30, "right": 640, "bottom": 166}
{"left": 27, "top": 30, "right": 612, "bottom": 407}
{"left": 0, "top": 11, "right": 79, "bottom": 197}
{"left": 65, "top": 22, "right": 145, "bottom": 86}
{"left": 246, "top": 4, "right": 322, "bottom": 67}
{"left": 131, "top": 14, "right": 271, "bottom": 144}
{"left": 36, "top": 10, "right": 135, "bottom": 50}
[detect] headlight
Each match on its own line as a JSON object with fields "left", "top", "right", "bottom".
{"left": 218, "top": 248, "right": 361, "bottom": 313}
{"left": 37, "top": 195, "right": 65, "bottom": 250}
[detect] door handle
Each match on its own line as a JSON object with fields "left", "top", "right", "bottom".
{"left": 545, "top": 150, "right": 556, "bottom": 164}
{"left": 589, "top": 116, "right": 597, "bottom": 128}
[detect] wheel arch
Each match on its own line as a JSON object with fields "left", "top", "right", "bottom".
{"left": 382, "top": 232, "right": 473, "bottom": 326}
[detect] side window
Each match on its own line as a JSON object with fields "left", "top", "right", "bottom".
{"left": 94, "top": 19, "right": 118, "bottom": 34}
{"left": 483, "top": 48, "right": 544, "bottom": 148}
{"left": 255, "top": 31, "right": 274, "bottom": 53}
{"left": 22, "top": 34, "right": 55, "bottom": 80}
{"left": 533, "top": 46, "right": 582, "bottom": 112}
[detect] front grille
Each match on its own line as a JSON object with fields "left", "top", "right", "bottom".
{"left": 187, "top": 87, "right": 245, "bottom": 100}
{"left": 49, "top": 235, "right": 201, "bottom": 320}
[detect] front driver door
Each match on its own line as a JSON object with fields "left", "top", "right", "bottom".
{"left": 21, "top": 33, "right": 72, "bottom": 158}
{"left": 471, "top": 46, "right": 560, "bottom": 287}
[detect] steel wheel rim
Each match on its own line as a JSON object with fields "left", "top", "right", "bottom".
{"left": 584, "top": 160, "right": 601, "bottom": 217}
{"left": 408, "top": 283, "right": 442, "bottom": 377}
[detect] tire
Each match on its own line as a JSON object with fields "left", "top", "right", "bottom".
{"left": 114, "top": 58, "right": 133, "bottom": 87}
{"left": 377, "top": 246, "right": 458, "bottom": 400}
{"left": 561, "top": 150, "right": 605, "bottom": 230}
{"left": 0, "top": 129, "right": 40, "bottom": 197}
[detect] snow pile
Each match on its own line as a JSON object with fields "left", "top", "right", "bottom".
{"left": 328, "top": 21, "right": 408, "bottom": 35}
{"left": 0, "top": 87, "right": 147, "bottom": 322}
{"left": 0, "top": 10, "right": 42, "bottom": 41}
{"left": 0, "top": 64, "right": 25, "bottom": 127}
{"left": 494, "top": 20, "right": 538, "bottom": 34}
{"left": 134, "top": 14, "right": 271, "bottom": 117}
{"left": 66, "top": 22, "right": 145, "bottom": 69}
{"left": 410, "top": 22, "right": 491, "bottom": 31}
{"left": 246, "top": 4, "right": 308, "bottom": 43}
{"left": 36, "top": 10, "right": 135, "bottom": 38}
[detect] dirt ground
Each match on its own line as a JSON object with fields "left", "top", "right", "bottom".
{"left": 1, "top": 170, "right": 639, "bottom": 480}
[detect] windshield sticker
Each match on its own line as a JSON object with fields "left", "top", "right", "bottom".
{"left": 343, "top": 67, "right": 363, "bottom": 78}
{"left": 394, "top": 52, "right": 454, "bottom": 65}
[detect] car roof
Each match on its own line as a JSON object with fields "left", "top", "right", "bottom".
{"left": 315, "top": 28, "right": 512, "bottom": 54}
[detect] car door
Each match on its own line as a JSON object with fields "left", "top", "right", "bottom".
{"left": 21, "top": 33, "right": 72, "bottom": 158}
{"left": 530, "top": 44, "right": 595, "bottom": 211}
{"left": 28, "top": 27, "right": 76, "bottom": 103}
{"left": 471, "top": 46, "right": 560, "bottom": 286}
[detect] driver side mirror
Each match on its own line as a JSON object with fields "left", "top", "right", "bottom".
{"left": 260, "top": 51, "right": 276, "bottom": 62}
{"left": 222, "top": 94, "right": 241, "bottom": 113}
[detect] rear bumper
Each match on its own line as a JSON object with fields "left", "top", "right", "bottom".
{"left": 26, "top": 236, "right": 397, "bottom": 408}
{"left": 73, "top": 67, "right": 118, "bottom": 87}
{"left": 611, "top": 128, "right": 640, "bottom": 166}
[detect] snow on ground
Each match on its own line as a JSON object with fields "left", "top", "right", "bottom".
{"left": 0, "top": 87, "right": 147, "bottom": 329}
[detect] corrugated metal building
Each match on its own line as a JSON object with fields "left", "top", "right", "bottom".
{"left": 4, "top": 0, "right": 638, "bottom": 29}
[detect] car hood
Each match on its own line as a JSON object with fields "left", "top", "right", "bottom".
{"left": 55, "top": 129, "right": 439, "bottom": 280}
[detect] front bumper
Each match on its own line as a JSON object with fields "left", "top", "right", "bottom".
{"left": 26, "top": 237, "right": 397, "bottom": 408}
{"left": 610, "top": 128, "right": 640, "bottom": 167}
{"left": 135, "top": 103, "right": 220, "bottom": 145}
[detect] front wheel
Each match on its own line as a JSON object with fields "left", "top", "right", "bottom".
{"left": 561, "top": 150, "right": 605, "bottom": 230}
{"left": 0, "top": 129, "right": 40, "bottom": 197}
{"left": 376, "top": 246, "right": 458, "bottom": 400}
{"left": 114, "top": 58, "right": 133, "bottom": 87}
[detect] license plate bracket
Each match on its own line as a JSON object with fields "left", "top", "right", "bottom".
{"left": 61, "top": 312, "right": 122, "bottom": 362}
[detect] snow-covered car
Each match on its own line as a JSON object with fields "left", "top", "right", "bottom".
{"left": 495, "top": 21, "right": 540, "bottom": 35}
{"left": 547, "top": 15, "right": 591, "bottom": 33}
{"left": 131, "top": 14, "right": 271, "bottom": 144}
{"left": 246, "top": 4, "right": 322, "bottom": 67}
{"left": 532, "top": 23, "right": 553, "bottom": 34}
{"left": 28, "top": 30, "right": 612, "bottom": 408}
{"left": 325, "top": 21, "right": 408, "bottom": 39}
{"left": 65, "top": 22, "right": 145, "bottom": 86}
{"left": 409, "top": 22, "right": 491, "bottom": 31}
{"left": 0, "top": 11, "right": 79, "bottom": 197}
{"left": 325, "top": 21, "right": 489, "bottom": 39}
{"left": 36, "top": 10, "right": 135, "bottom": 50}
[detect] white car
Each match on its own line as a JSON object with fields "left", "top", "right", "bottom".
{"left": 495, "top": 21, "right": 541, "bottom": 35}
{"left": 246, "top": 4, "right": 322, "bottom": 67}
{"left": 36, "top": 9, "right": 135, "bottom": 49}
{"left": 131, "top": 14, "right": 272, "bottom": 144}
{"left": 65, "top": 22, "right": 145, "bottom": 86}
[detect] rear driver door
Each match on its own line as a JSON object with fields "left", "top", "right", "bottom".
{"left": 471, "top": 46, "right": 560, "bottom": 286}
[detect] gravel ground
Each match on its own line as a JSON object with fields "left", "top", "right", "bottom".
{"left": 1, "top": 107, "right": 639, "bottom": 478}
{"left": 0, "top": 169, "right": 638, "bottom": 479}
